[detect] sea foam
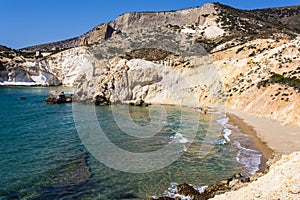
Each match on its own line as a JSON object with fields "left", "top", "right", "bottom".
{"left": 233, "top": 140, "right": 262, "bottom": 175}
{"left": 216, "top": 116, "right": 232, "bottom": 142}
{"left": 217, "top": 114, "right": 262, "bottom": 175}
{"left": 170, "top": 133, "right": 189, "bottom": 144}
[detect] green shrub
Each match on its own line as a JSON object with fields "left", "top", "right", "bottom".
{"left": 236, "top": 46, "right": 245, "bottom": 54}
{"left": 257, "top": 73, "right": 300, "bottom": 92}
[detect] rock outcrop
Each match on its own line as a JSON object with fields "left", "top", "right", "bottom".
{"left": 72, "top": 57, "right": 220, "bottom": 107}
{"left": 37, "top": 46, "right": 97, "bottom": 86}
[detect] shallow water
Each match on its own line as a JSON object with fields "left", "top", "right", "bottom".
{"left": 0, "top": 86, "right": 257, "bottom": 199}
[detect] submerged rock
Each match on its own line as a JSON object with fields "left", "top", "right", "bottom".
{"left": 45, "top": 91, "right": 72, "bottom": 104}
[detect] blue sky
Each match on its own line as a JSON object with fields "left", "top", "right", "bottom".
{"left": 1, "top": 0, "right": 299, "bottom": 49}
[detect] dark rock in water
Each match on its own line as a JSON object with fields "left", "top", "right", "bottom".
{"left": 177, "top": 183, "right": 205, "bottom": 200}
{"left": 18, "top": 97, "right": 26, "bottom": 100}
{"left": 129, "top": 99, "right": 151, "bottom": 106}
{"left": 33, "top": 153, "right": 92, "bottom": 199}
{"left": 177, "top": 182, "right": 229, "bottom": 199}
{"left": 149, "top": 172, "right": 252, "bottom": 200}
{"left": 94, "top": 93, "right": 111, "bottom": 105}
{"left": 45, "top": 91, "right": 72, "bottom": 104}
{"left": 134, "top": 99, "right": 144, "bottom": 106}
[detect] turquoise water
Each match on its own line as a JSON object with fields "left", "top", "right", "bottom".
{"left": 0, "top": 86, "right": 250, "bottom": 200}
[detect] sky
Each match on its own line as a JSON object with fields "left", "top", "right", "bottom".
{"left": 1, "top": 0, "right": 299, "bottom": 49}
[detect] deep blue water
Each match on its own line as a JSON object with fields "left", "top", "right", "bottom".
{"left": 0, "top": 86, "right": 250, "bottom": 200}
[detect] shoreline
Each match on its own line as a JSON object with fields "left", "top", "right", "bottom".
{"left": 151, "top": 109, "right": 300, "bottom": 200}
{"left": 226, "top": 112, "right": 273, "bottom": 173}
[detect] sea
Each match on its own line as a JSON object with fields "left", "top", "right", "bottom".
{"left": 0, "top": 86, "right": 263, "bottom": 200}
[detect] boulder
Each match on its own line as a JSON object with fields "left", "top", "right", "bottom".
{"left": 177, "top": 183, "right": 204, "bottom": 200}
{"left": 45, "top": 91, "right": 72, "bottom": 104}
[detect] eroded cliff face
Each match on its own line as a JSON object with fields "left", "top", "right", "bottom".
{"left": 0, "top": 45, "right": 61, "bottom": 86}
{"left": 109, "top": 3, "right": 217, "bottom": 32}
{"left": 72, "top": 56, "right": 223, "bottom": 108}
{"left": 37, "top": 47, "right": 97, "bottom": 86}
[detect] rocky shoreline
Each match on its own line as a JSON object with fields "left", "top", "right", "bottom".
{"left": 144, "top": 107, "right": 287, "bottom": 200}
{"left": 147, "top": 152, "right": 283, "bottom": 200}
{"left": 212, "top": 151, "right": 300, "bottom": 199}
{"left": 146, "top": 109, "right": 300, "bottom": 200}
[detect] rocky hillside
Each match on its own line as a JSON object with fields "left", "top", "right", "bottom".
{"left": 19, "top": 24, "right": 116, "bottom": 53}
{"left": 252, "top": 5, "right": 300, "bottom": 33}
{"left": 1, "top": 2, "right": 300, "bottom": 125}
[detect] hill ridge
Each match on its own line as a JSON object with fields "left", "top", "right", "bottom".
{"left": 17, "top": 2, "right": 300, "bottom": 53}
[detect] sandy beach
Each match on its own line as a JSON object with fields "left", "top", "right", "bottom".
{"left": 227, "top": 109, "right": 300, "bottom": 154}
